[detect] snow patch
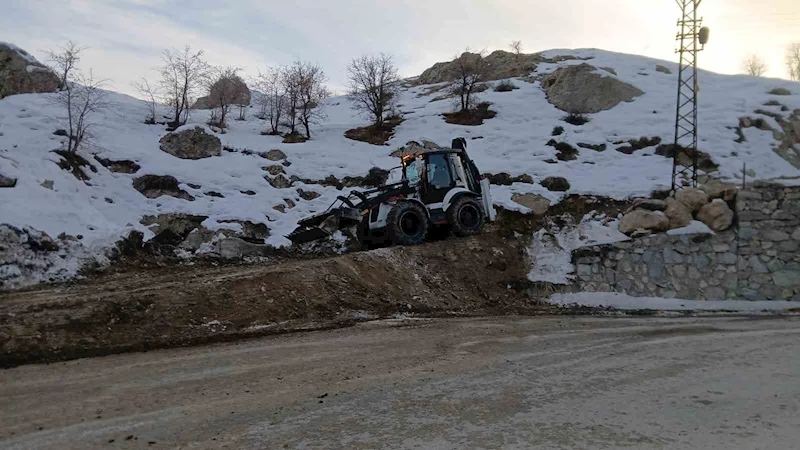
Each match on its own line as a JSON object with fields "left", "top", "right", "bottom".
{"left": 667, "top": 220, "right": 715, "bottom": 235}
{"left": 527, "top": 212, "right": 629, "bottom": 284}
{"left": 549, "top": 292, "right": 800, "bottom": 311}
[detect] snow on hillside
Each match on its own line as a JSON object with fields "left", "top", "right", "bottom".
{"left": 1, "top": 48, "right": 800, "bottom": 288}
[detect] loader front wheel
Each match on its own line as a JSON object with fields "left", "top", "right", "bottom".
{"left": 448, "top": 196, "right": 484, "bottom": 236}
{"left": 387, "top": 202, "right": 428, "bottom": 246}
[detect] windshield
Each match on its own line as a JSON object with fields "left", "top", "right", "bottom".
{"left": 404, "top": 159, "right": 423, "bottom": 185}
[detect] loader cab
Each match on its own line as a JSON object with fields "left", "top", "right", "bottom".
{"left": 402, "top": 150, "right": 480, "bottom": 204}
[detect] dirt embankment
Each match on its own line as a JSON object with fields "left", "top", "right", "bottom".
{"left": 0, "top": 232, "right": 558, "bottom": 368}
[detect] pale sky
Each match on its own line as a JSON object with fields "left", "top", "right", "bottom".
{"left": 2, "top": 0, "right": 798, "bottom": 97}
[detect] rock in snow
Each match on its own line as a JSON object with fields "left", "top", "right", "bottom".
{"left": 159, "top": 126, "right": 222, "bottom": 160}
{"left": 540, "top": 63, "right": 644, "bottom": 113}
{"left": 0, "top": 43, "right": 60, "bottom": 98}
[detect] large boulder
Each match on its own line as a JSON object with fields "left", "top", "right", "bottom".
{"left": 674, "top": 188, "right": 709, "bottom": 213}
{"left": 664, "top": 198, "right": 693, "bottom": 229}
{"left": 0, "top": 43, "right": 60, "bottom": 98}
{"left": 618, "top": 210, "right": 669, "bottom": 235}
{"left": 511, "top": 193, "right": 550, "bottom": 216}
{"left": 159, "top": 127, "right": 222, "bottom": 160}
{"left": 192, "top": 74, "right": 251, "bottom": 109}
{"left": 540, "top": 63, "right": 644, "bottom": 113}
{"left": 696, "top": 199, "right": 734, "bottom": 232}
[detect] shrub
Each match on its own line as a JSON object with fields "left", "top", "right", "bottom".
{"left": 494, "top": 80, "right": 518, "bottom": 92}
{"left": 563, "top": 112, "right": 590, "bottom": 126}
{"left": 768, "top": 88, "right": 791, "bottom": 95}
{"left": 551, "top": 126, "right": 564, "bottom": 136}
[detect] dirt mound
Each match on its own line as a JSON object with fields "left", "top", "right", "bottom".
{"left": 0, "top": 233, "right": 553, "bottom": 367}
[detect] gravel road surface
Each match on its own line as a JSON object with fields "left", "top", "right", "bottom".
{"left": 2, "top": 315, "right": 798, "bottom": 449}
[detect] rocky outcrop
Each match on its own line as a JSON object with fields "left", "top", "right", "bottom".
{"left": 696, "top": 199, "right": 734, "bottom": 232}
{"left": 132, "top": 175, "right": 194, "bottom": 200}
{"left": 618, "top": 210, "right": 669, "bottom": 235}
{"left": 0, "top": 43, "right": 60, "bottom": 98}
{"left": 416, "top": 51, "right": 587, "bottom": 85}
{"left": 159, "top": 127, "right": 221, "bottom": 160}
{"left": 140, "top": 213, "right": 208, "bottom": 237}
{"left": 655, "top": 65, "right": 672, "bottom": 74}
{"left": 540, "top": 63, "right": 644, "bottom": 113}
{"left": 192, "top": 74, "right": 251, "bottom": 109}
{"left": 265, "top": 149, "right": 287, "bottom": 161}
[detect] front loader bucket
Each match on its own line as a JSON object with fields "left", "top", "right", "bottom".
{"left": 286, "top": 207, "right": 362, "bottom": 245}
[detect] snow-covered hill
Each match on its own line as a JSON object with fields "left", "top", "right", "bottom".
{"left": 1, "top": 48, "right": 799, "bottom": 288}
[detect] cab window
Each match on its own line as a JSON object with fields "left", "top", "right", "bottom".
{"left": 426, "top": 154, "right": 452, "bottom": 189}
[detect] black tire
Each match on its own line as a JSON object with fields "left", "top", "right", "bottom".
{"left": 387, "top": 202, "right": 428, "bottom": 246}
{"left": 448, "top": 196, "right": 484, "bottom": 236}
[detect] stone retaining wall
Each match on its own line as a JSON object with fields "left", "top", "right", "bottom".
{"left": 573, "top": 184, "right": 800, "bottom": 301}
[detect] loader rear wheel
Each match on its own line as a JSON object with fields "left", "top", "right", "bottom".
{"left": 448, "top": 196, "right": 484, "bottom": 236}
{"left": 387, "top": 202, "right": 428, "bottom": 246}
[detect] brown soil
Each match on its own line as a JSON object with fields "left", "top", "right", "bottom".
{"left": 0, "top": 232, "right": 560, "bottom": 368}
{"left": 344, "top": 117, "right": 404, "bottom": 145}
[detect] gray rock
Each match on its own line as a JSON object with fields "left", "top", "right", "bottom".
{"left": 540, "top": 176, "right": 571, "bottom": 192}
{"left": 719, "top": 253, "right": 737, "bottom": 265}
{"left": 215, "top": 237, "right": 270, "bottom": 259}
{"left": 297, "top": 188, "right": 321, "bottom": 201}
{"left": 618, "top": 279, "right": 632, "bottom": 291}
{"left": 140, "top": 213, "right": 208, "bottom": 236}
{"left": 132, "top": 175, "right": 194, "bottom": 200}
{"left": 779, "top": 240, "right": 798, "bottom": 252}
{"left": 540, "top": 63, "right": 644, "bottom": 113}
{"left": 266, "top": 174, "right": 292, "bottom": 189}
{"left": 265, "top": 149, "right": 287, "bottom": 161}
{"left": 0, "top": 174, "right": 17, "bottom": 188}
{"left": 263, "top": 165, "right": 285, "bottom": 176}
{"left": 695, "top": 254, "right": 710, "bottom": 270}
{"left": 673, "top": 264, "right": 687, "bottom": 277}
{"left": 704, "top": 287, "right": 726, "bottom": 300}
{"left": 697, "top": 199, "right": 734, "bottom": 231}
{"left": 663, "top": 248, "right": 683, "bottom": 264}
{"left": 773, "top": 271, "right": 799, "bottom": 287}
{"left": 766, "top": 259, "right": 785, "bottom": 273}
{"left": 655, "top": 65, "right": 672, "bottom": 74}
{"left": 511, "top": 193, "right": 550, "bottom": 216}
{"left": 763, "top": 229, "right": 790, "bottom": 241}
{"left": 40, "top": 179, "right": 54, "bottom": 190}
{"left": 618, "top": 210, "right": 669, "bottom": 235}
{"left": 159, "top": 127, "right": 222, "bottom": 160}
{"left": 750, "top": 256, "right": 769, "bottom": 273}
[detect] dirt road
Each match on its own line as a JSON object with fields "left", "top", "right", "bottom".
{"left": 2, "top": 315, "right": 798, "bottom": 449}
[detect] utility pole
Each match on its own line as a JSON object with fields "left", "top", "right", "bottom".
{"left": 672, "top": 0, "right": 709, "bottom": 191}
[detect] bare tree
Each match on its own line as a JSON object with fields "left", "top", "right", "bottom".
{"left": 205, "top": 66, "right": 246, "bottom": 132}
{"left": 509, "top": 40, "right": 523, "bottom": 57}
{"left": 253, "top": 66, "right": 285, "bottom": 134}
{"left": 47, "top": 41, "right": 84, "bottom": 90}
{"left": 347, "top": 53, "right": 400, "bottom": 128}
{"left": 742, "top": 54, "right": 767, "bottom": 77}
{"left": 449, "top": 50, "right": 490, "bottom": 113}
{"left": 131, "top": 77, "right": 161, "bottom": 124}
{"left": 281, "top": 65, "right": 302, "bottom": 135}
{"left": 159, "top": 46, "right": 210, "bottom": 128}
{"left": 52, "top": 70, "right": 109, "bottom": 153}
{"left": 787, "top": 43, "right": 800, "bottom": 81}
{"left": 294, "top": 61, "right": 329, "bottom": 139}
